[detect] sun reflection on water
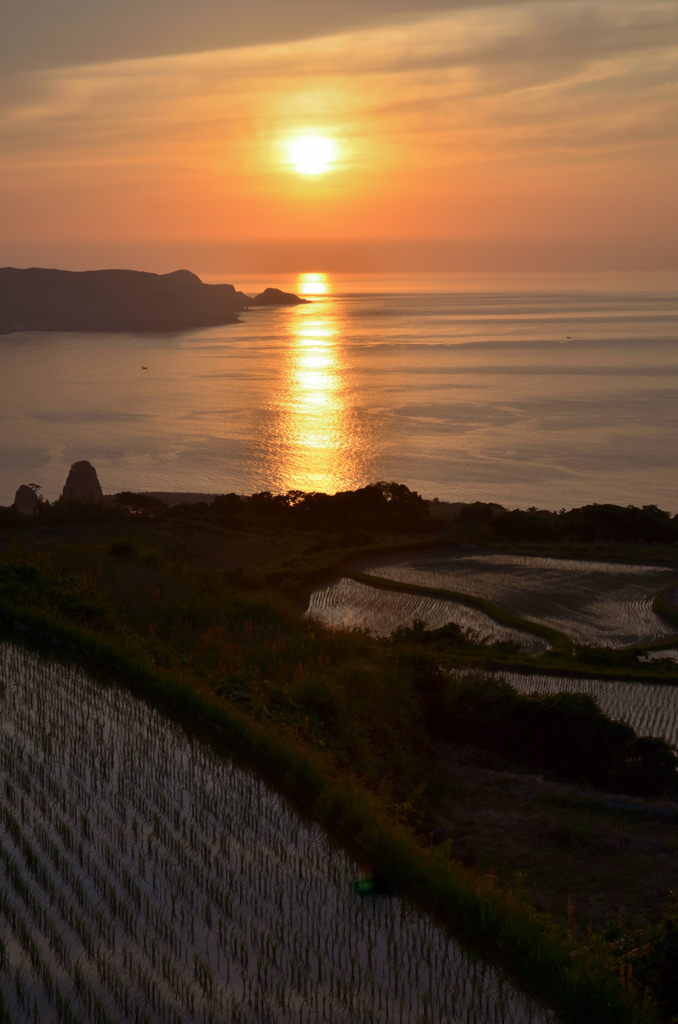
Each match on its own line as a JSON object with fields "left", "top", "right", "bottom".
{"left": 270, "top": 276, "right": 374, "bottom": 493}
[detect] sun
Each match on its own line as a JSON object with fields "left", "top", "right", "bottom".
{"left": 287, "top": 135, "right": 337, "bottom": 176}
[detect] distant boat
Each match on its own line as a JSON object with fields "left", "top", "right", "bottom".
{"left": 142, "top": 366, "right": 148, "bottom": 369}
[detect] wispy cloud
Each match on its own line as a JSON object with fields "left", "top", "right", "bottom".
{"left": 0, "top": 0, "right": 676, "bottom": 249}
{"left": 0, "top": 0, "right": 510, "bottom": 74}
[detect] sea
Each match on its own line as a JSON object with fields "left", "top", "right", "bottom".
{"left": 1, "top": 270, "right": 677, "bottom": 510}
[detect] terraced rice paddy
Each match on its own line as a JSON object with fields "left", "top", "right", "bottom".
{"left": 478, "top": 671, "right": 678, "bottom": 749}
{"left": 362, "top": 552, "right": 678, "bottom": 648}
{"left": 307, "top": 578, "right": 549, "bottom": 654}
{"left": 0, "top": 643, "right": 555, "bottom": 1024}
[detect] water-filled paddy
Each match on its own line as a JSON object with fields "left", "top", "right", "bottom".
{"left": 308, "top": 577, "right": 549, "bottom": 654}
{"left": 362, "top": 552, "right": 678, "bottom": 647}
{"left": 0, "top": 644, "right": 554, "bottom": 1023}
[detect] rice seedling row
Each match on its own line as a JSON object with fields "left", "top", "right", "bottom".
{"left": 307, "top": 577, "right": 549, "bottom": 653}
{"left": 0, "top": 643, "right": 554, "bottom": 1023}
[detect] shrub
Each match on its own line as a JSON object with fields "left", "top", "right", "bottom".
{"left": 609, "top": 736, "right": 678, "bottom": 797}
{"left": 294, "top": 678, "right": 343, "bottom": 732}
{"left": 612, "top": 892, "right": 678, "bottom": 1020}
{"left": 108, "top": 539, "right": 137, "bottom": 559}
{"left": 112, "top": 492, "right": 168, "bottom": 519}
{"left": 390, "top": 618, "right": 480, "bottom": 647}
{"left": 429, "top": 674, "right": 678, "bottom": 796}
{"left": 574, "top": 645, "right": 643, "bottom": 668}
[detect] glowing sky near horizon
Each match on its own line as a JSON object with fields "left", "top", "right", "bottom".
{"left": 0, "top": 0, "right": 677, "bottom": 269}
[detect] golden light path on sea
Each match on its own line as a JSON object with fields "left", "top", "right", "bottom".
{"left": 274, "top": 272, "right": 358, "bottom": 494}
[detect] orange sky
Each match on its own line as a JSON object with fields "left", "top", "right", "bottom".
{"left": 1, "top": 0, "right": 677, "bottom": 270}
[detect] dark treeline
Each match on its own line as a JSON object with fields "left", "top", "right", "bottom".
{"left": 2, "top": 481, "right": 433, "bottom": 536}
{"left": 236, "top": 482, "right": 430, "bottom": 534}
{"left": 3, "top": 481, "right": 678, "bottom": 545}
{"left": 171, "top": 491, "right": 678, "bottom": 544}
{"left": 461, "top": 500, "right": 678, "bottom": 545}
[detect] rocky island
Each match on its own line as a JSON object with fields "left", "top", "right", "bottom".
{"left": 0, "top": 267, "right": 307, "bottom": 333}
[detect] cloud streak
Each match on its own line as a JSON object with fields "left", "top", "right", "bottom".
{"left": 0, "top": 0, "right": 676, "bottom": 261}
{"left": 0, "top": 0, "right": 540, "bottom": 74}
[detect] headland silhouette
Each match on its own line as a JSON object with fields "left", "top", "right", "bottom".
{"left": 0, "top": 267, "right": 307, "bottom": 334}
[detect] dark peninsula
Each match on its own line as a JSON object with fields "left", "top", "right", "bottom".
{"left": 0, "top": 266, "right": 307, "bottom": 333}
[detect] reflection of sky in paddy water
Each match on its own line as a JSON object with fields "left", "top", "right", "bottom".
{"left": 307, "top": 576, "right": 549, "bottom": 654}
{"left": 0, "top": 643, "right": 553, "bottom": 1024}
{"left": 363, "top": 553, "right": 678, "bottom": 648}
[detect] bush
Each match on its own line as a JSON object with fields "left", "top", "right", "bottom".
{"left": 390, "top": 618, "right": 480, "bottom": 647}
{"left": 112, "top": 492, "right": 168, "bottom": 519}
{"left": 428, "top": 674, "right": 678, "bottom": 796}
{"left": 574, "top": 645, "right": 643, "bottom": 668}
{"left": 612, "top": 892, "right": 678, "bottom": 1020}
{"left": 609, "top": 736, "right": 678, "bottom": 796}
{"left": 294, "top": 678, "right": 343, "bottom": 733}
{"left": 108, "top": 539, "right": 137, "bottom": 559}
{"left": 0, "top": 560, "right": 107, "bottom": 627}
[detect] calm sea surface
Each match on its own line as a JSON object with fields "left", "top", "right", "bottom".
{"left": 1, "top": 270, "right": 677, "bottom": 508}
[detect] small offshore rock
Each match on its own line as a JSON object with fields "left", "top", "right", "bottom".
{"left": 250, "top": 287, "right": 308, "bottom": 306}
{"left": 13, "top": 484, "right": 40, "bottom": 514}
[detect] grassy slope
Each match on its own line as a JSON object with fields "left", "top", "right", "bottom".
{"left": 0, "top": 517, "right": 676, "bottom": 1022}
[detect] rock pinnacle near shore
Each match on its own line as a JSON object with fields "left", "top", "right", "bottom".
{"left": 61, "top": 460, "right": 104, "bottom": 502}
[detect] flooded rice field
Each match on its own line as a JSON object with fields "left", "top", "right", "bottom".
{"left": 481, "top": 671, "right": 678, "bottom": 749}
{"left": 361, "top": 552, "right": 678, "bottom": 648}
{"left": 307, "top": 578, "right": 549, "bottom": 654}
{"left": 0, "top": 644, "right": 554, "bottom": 1024}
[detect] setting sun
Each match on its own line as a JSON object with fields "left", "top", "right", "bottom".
{"left": 297, "top": 272, "right": 329, "bottom": 295}
{"left": 287, "top": 135, "right": 337, "bottom": 176}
